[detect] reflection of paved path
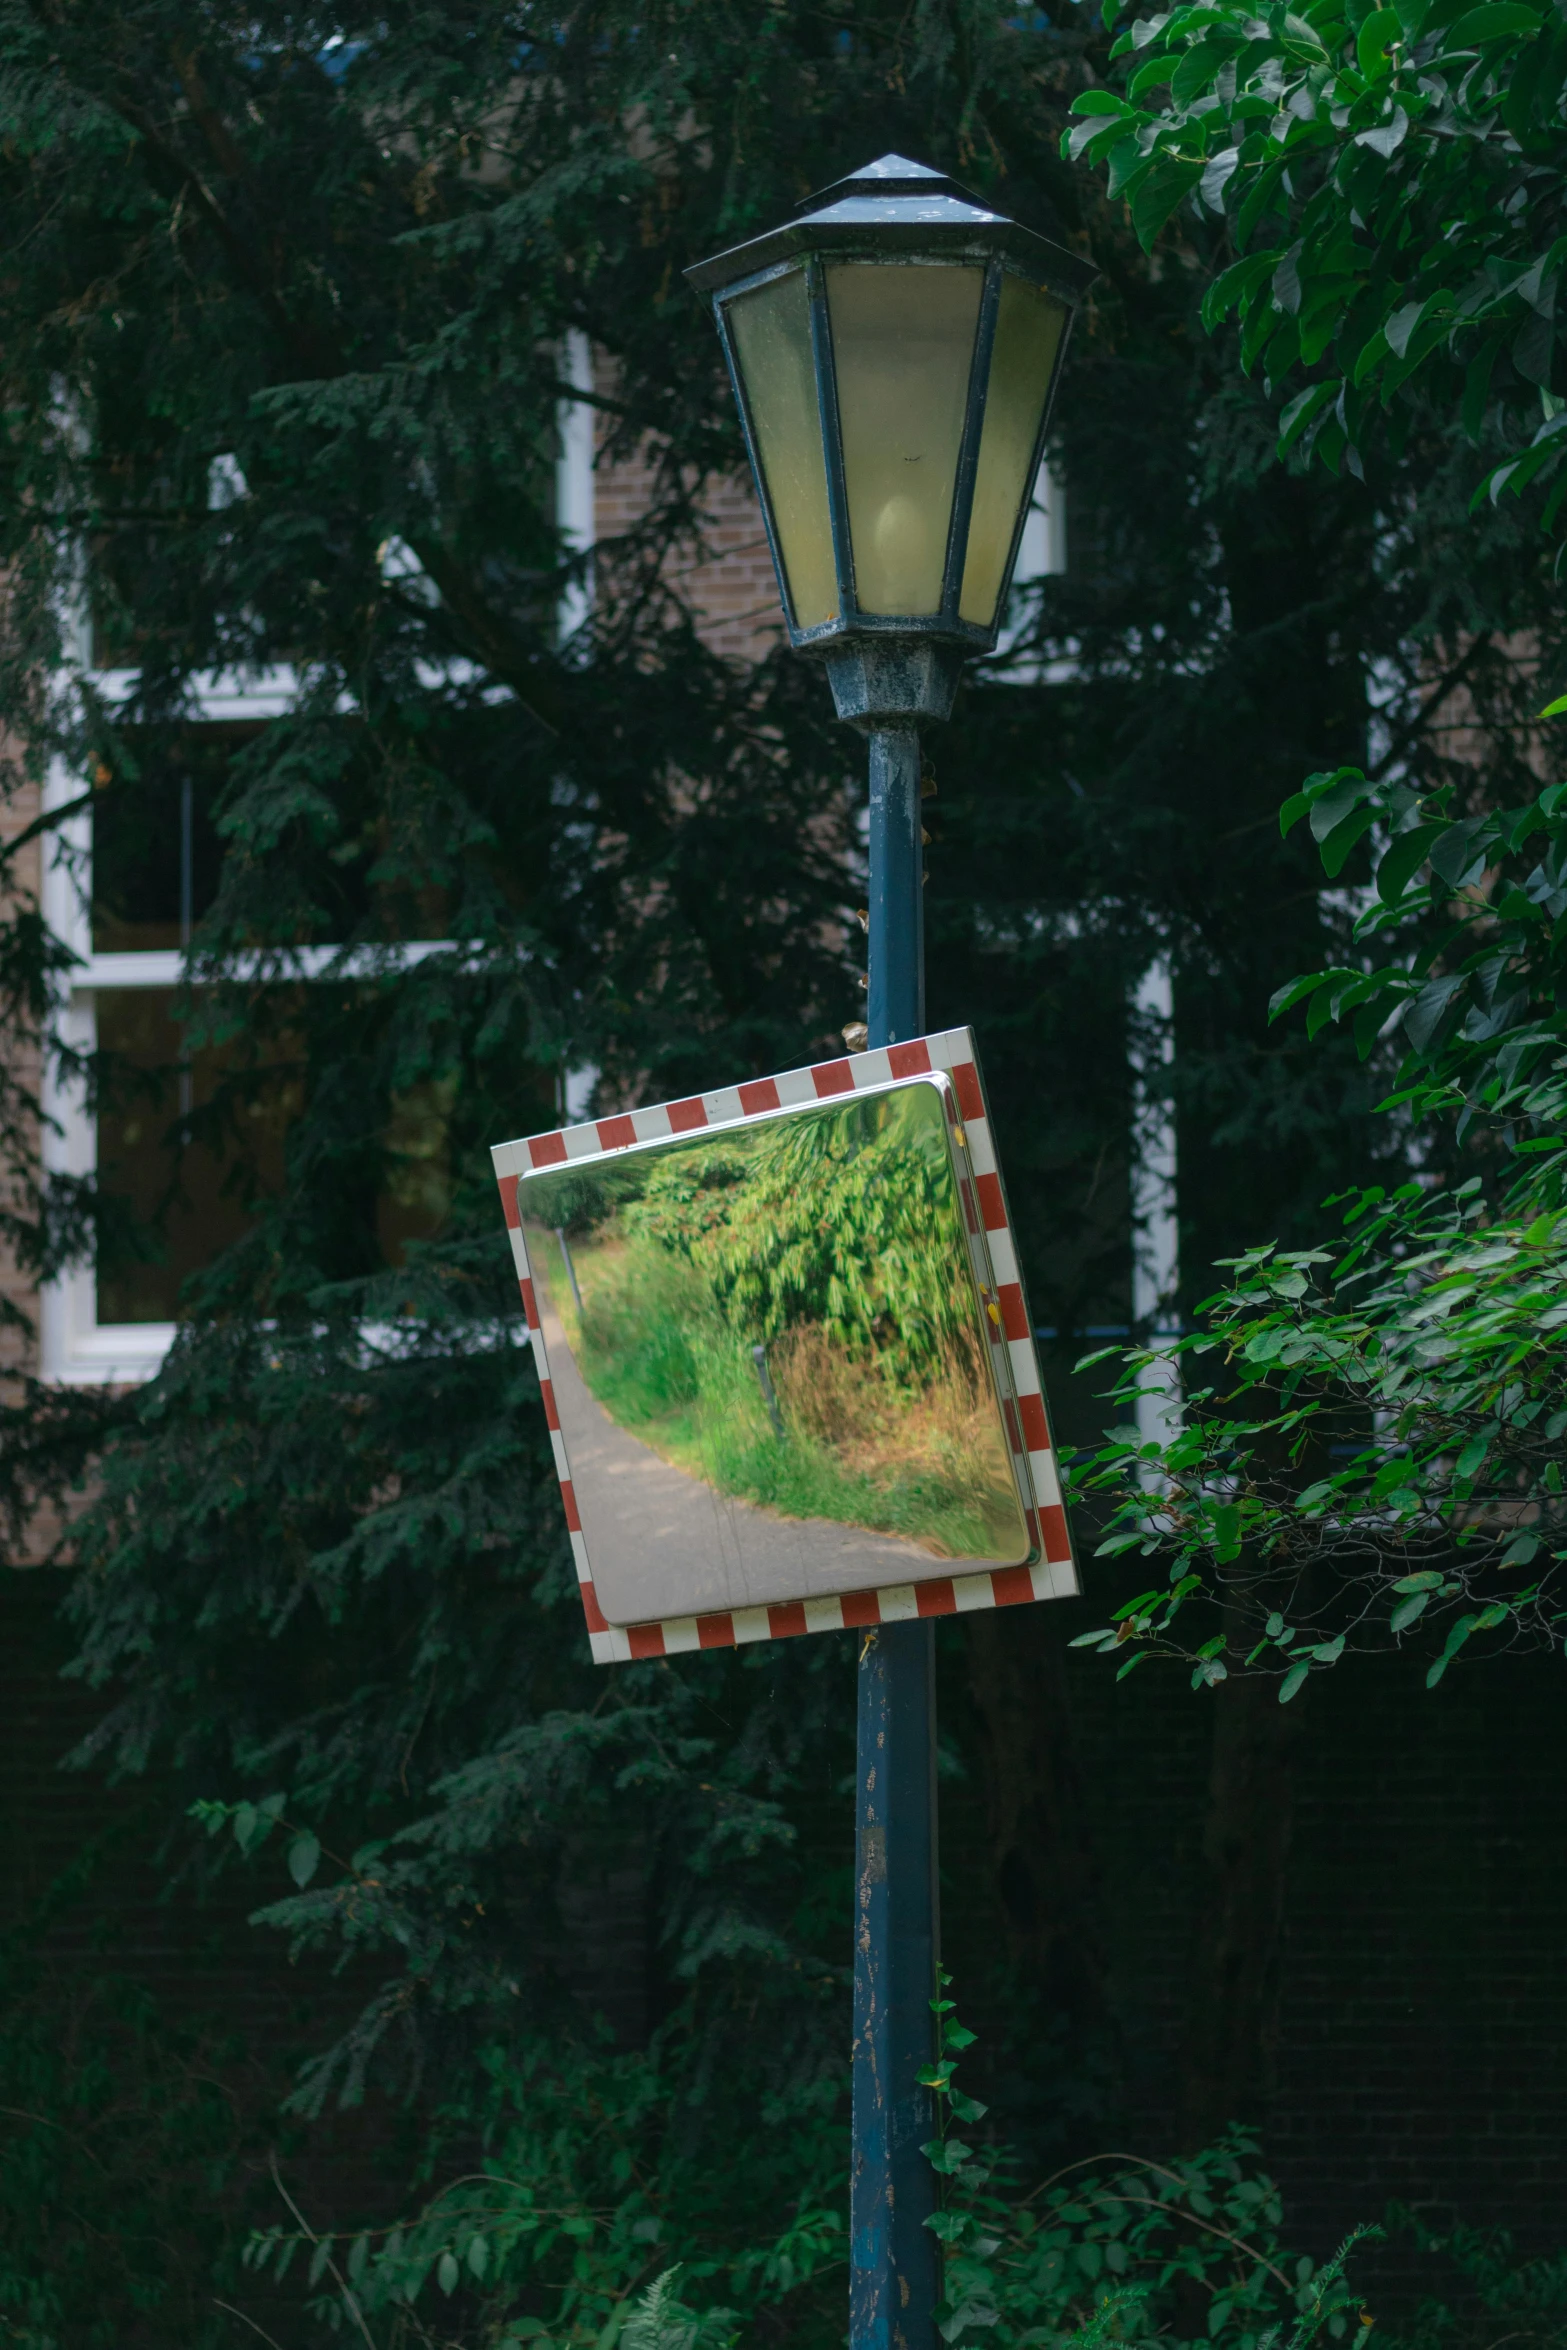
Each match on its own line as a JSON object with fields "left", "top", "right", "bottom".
{"left": 537, "top": 1280, "right": 947, "bottom": 1624}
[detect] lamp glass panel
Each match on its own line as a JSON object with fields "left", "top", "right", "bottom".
{"left": 958, "top": 272, "right": 1067, "bottom": 627}
{"left": 826, "top": 263, "right": 982, "bottom": 618}
{"left": 725, "top": 270, "right": 839, "bottom": 632}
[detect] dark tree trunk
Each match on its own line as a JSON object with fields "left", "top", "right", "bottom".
{"left": 1176, "top": 1660, "right": 1303, "bottom": 2148}
{"left": 965, "top": 1608, "right": 1120, "bottom": 2142}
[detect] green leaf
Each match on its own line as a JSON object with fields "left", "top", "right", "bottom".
{"left": 1130, "top": 155, "right": 1207, "bottom": 249}
{"left": 1111, "top": 1587, "right": 1162, "bottom": 1621}
{"left": 1268, "top": 972, "right": 1332, "bottom": 1021}
{"left": 288, "top": 1832, "right": 321, "bottom": 1889}
{"left": 1106, "top": 135, "right": 1150, "bottom": 202}
{"left": 1376, "top": 823, "right": 1444, "bottom": 904}
{"left": 1389, "top": 1590, "right": 1430, "bottom": 1632}
{"left": 1404, "top": 971, "right": 1467, "bottom": 1052}
{"left": 1319, "top": 801, "right": 1377, "bottom": 878}
{"left": 1356, "top": 6, "right": 1403, "bottom": 69}
{"left": 468, "top": 2233, "right": 490, "bottom": 2279}
{"left": 1204, "top": 250, "right": 1285, "bottom": 332}
{"left": 1426, "top": 1612, "right": 1477, "bottom": 1687}
{"left": 1454, "top": 1433, "right": 1490, "bottom": 1478}
{"left": 1278, "top": 379, "right": 1340, "bottom": 453}
{"left": 1309, "top": 771, "right": 1375, "bottom": 845}
{"left": 1539, "top": 693, "right": 1567, "bottom": 718}
{"left": 1129, "top": 50, "right": 1179, "bottom": 96}
{"left": 1444, "top": 0, "right": 1541, "bottom": 38}
{"left": 438, "top": 2250, "right": 460, "bottom": 2295}
{"left": 1463, "top": 329, "right": 1509, "bottom": 441}
{"left": 1278, "top": 1660, "right": 1311, "bottom": 1702}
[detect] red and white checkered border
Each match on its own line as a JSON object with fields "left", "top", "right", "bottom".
{"left": 491, "top": 1027, "right": 1077, "bottom": 1665}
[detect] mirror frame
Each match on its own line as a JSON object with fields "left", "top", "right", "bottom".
{"left": 492, "top": 1025, "right": 1077, "bottom": 1664}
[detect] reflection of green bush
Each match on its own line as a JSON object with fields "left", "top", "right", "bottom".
{"left": 578, "top": 1243, "right": 703, "bottom": 1420}
{"left": 542, "top": 1089, "right": 1025, "bottom": 1561}
{"left": 544, "top": 1162, "right": 649, "bottom": 1238}
{"left": 623, "top": 1087, "right": 975, "bottom": 1391}
{"left": 565, "top": 1232, "right": 1017, "bottom": 1558}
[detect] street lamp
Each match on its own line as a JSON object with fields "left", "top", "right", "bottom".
{"left": 687, "top": 153, "right": 1093, "bottom": 721}
{"left": 688, "top": 157, "right": 1094, "bottom": 2350}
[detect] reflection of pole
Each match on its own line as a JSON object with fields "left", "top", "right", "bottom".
{"left": 750, "top": 1344, "right": 787, "bottom": 1442}
{"left": 555, "top": 1228, "right": 583, "bottom": 1316}
{"left": 854, "top": 725, "right": 939, "bottom": 2350}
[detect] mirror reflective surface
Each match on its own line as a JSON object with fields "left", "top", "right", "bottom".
{"left": 518, "top": 1075, "right": 1035, "bottom": 1628}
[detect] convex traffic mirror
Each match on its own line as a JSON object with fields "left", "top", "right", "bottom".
{"left": 493, "top": 1030, "right": 1074, "bottom": 1662}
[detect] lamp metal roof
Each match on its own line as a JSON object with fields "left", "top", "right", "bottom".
{"left": 685, "top": 152, "right": 1097, "bottom": 304}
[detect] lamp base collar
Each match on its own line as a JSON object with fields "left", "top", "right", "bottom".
{"left": 822, "top": 639, "right": 965, "bottom": 730}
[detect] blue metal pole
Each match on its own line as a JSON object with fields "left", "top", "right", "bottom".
{"left": 865, "top": 726, "right": 925, "bottom": 1049}
{"left": 853, "top": 722, "right": 940, "bottom": 2350}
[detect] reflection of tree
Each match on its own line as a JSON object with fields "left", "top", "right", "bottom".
{"left": 540, "top": 1090, "right": 1022, "bottom": 1558}
{"left": 624, "top": 1088, "right": 977, "bottom": 1392}
{"left": 540, "top": 1160, "right": 649, "bottom": 1238}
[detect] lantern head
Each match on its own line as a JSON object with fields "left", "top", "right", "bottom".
{"left": 687, "top": 155, "right": 1096, "bottom": 725}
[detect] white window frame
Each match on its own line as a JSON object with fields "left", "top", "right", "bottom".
{"left": 36, "top": 384, "right": 610, "bottom": 1391}
{"left": 38, "top": 665, "right": 462, "bottom": 1385}
{"left": 995, "top": 464, "right": 1069, "bottom": 675}
{"left": 556, "top": 328, "right": 596, "bottom": 649}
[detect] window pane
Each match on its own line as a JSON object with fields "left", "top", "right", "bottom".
{"left": 959, "top": 274, "right": 1067, "bottom": 629}
{"left": 375, "top": 1075, "right": 458, "bottom": 1268}
{"left": 94, "top": 994, "right": 477, "bottom": 1322}
{"left": 92, "top": 721, "right": 449, "bottom": 951}
{"left": 725, "top": 270, "right": 840, "bottom": 633}
{"left": 95, "top": 990, "right": 298, "bottom": 1323}
{"left": 826, "top": 263, "right": 982, "bottom": 619}
{"left": 92, "top": 729, "right": 235, "bottom": 953}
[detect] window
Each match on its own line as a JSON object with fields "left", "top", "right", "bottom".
{"left": 39, "top": 666, "right": 461, "bottom": 1384}
{"left": 41, "top": 390, "right": 602, "bottom": 1386}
